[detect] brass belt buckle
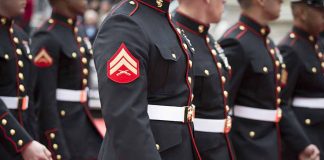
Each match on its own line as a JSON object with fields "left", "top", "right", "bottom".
{"left": 224, "top": 116, "right": 232, "bottom": 134}
{"left": 186, "top": 105, "right": 195, "bottom": 122}
{"left": 275, "top": 108, "right": 282, "bottom": 123}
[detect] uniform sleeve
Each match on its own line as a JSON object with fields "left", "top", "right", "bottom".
{"left": 278, "top": 45, "right": 311, "bottom": 153}
{"left": 31, "top": 32, "right": 71, "bottom": 159}
{"left": 93, "top": 15, "right": 161, "bottom": 160}
{"left": 0, "top": 99, "right": 33, "bottom": 154}
{"left": 219, "top": 38, "right": 249, "bottom": 107}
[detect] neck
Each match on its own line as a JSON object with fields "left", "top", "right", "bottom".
{"left": 242, "top": 9, "right": 269, "bottom": 26}
{"left": 294, "top": 20, "right": 318, "bottom": 36}
{"left": 52, "top": 6, "right": 76, "bottom": 18}
{"left": 177, "top": 4, "right": 209, "bottom": 24}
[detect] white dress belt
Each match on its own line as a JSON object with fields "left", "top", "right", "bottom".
{"left": 56, "top": 88, "right": 88, "bottom": 103}
{"left": 292, "top": 97, "right": 324, "bottom": 109}
{"left": 194, "top": 117, "right": 232, "bottom": 133}
{"left": 147, "top": 104, "right": 195, "bottom": 123}
{"left": 233, "top": 105, "right": 282, "bottom": 122}
{"left": 0, "top": 96, "right": 29, "bottom": 110}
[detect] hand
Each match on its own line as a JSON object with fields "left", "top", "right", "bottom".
{"left": 299, "top": 144, "right": 320, "bottom": 160}
{"left": 21, "top": 140, "right": 52, "bottom": 160}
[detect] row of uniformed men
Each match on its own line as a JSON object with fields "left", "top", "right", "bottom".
{"left": 92, "top": 0, "right": 324, "bottom": 160}
{"left": 1, "top": 0, "right": 324, "bottom": 160}
{"left": 0, "top": 0, "right": 102, "bottom": 160}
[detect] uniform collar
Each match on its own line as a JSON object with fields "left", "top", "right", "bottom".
{"left": 292, "top": 26, "right": 318, "bottom": 44}
{"left": 173, "top": 11, "right": 209, "bottom": 36}
{"left": 137, "top": 0, "right": 171, "bottom": 13}
{"left": 51, "top": 12, "right": 77, "bottom": 26}
{"left": 239, "top": 14, "right": 270, "bottom": 37}
{"left": 0, "top": 15, "right": 14, "bottom": 27}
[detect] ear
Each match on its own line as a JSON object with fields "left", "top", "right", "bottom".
{"left": 256, "top": 0, "right": 266, "bottom": 7}
{"left": 205, "top": 0, "right": 211, "bottom": 4}
{"left": 300, "top": 6, "right": 308, "bottom": 22}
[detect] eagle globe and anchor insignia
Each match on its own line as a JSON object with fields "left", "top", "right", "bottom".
{"left": 107, "top": 43, "right": 140, "bottom": 83}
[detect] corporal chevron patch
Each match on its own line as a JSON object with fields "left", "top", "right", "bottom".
{"left": 107, "top": 43, "right": 140, "bottom": 83}
{"left": 34, "top": 48, "right": 53, "bottom": 68}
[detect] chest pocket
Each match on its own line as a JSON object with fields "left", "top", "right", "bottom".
{"left": 194, "top": 61, "right": 217, "bottom": 77}
{"left": 157, "top": 44, "right": 183, "bottom": 62}
{"left": 251, "top": 59, "right": 274, "bottom": 74}
{"left": 149, "top": 44, "right": 184, "bottom": 93}
{"left": 303, "top": 61, "right": 321, "bottom": 75}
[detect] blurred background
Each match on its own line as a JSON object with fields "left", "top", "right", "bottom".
{"left": 21, "top": 0, "right": 294, "bottom": 43}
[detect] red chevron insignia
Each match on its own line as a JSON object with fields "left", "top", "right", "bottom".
{"left": 34, "top": 48, "right": 53, "bottom": 68}
{"left": 107, "top": 43, "right": 140, "bottom": 83}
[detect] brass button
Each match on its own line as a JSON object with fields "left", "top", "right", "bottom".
{"left": 266, "top": 39, "right": 271, "bottom": 44}
{"left": 156, "top": 144, "right": 160, "bottom": 151}
{"left": 225, "top": 105, "right": 230, "bottom": 112}
{"left": 223, "top": 90, "right": 229, "bottom": 98}
{"left": 260, "top": 28, "right": 266, "bottom": 35}
{"left": 281, "top": 63, "right": 286, "bottom": 69}
{"left": 211, "top": 49, "right": 217, "bottom": 56}
{"left": 270, "top": 49, "right": 275, "bottom": 55}
{"left": 16, "top": 48, "right": 22, "bottom": 55}
{"left": 56, "top": 154, "right": 62, "bottom": 160}
{"left": 176, "top": 28, "right": 181, "bottom": 34}
{"left": 82, "top": 57, "right": 88, "bottom": 64}
{"left": 239, "top": 25, "right": 245, "bottom": 30}
{"left": 263, "top": 67, "right": 268, "bottom": 73}
{"left": 318, "top": 52, "right": 323, "bottom": 59}
{"left": 305, "top": 119, "right": 311, "bottom": 125}
{"left": 206, "top": 37, "right": 210, "bottom": 43}
{"left": 204, "top": 69, "right": 210, "bottom": 76}
{"left": 189, "top": 60, "right": 192, "bottom": 68}
{"left": 19, "top": 84, "right": 25, "bottom": 92}
{"left": 89, "top": 50, "right": 93, "bottom": 55}
{"left": 83, "top": 79, "right": 88, "bottom": 85}
{"left": 309, "top": 36, "right": 314, "bottom": 42}
{"left": 48, "top": 19, "right": 54, "bottom": 24}
{"left": 289, "top": 33, "right": 295, "bottom": 39}
{"left": 129, "top": 0, "right": 135, "bottom": 5}
{"left": 10, "top": 129, "right": 16, "bottom": 136}
{"left": 217, "top": 62, "right": 222, "bottom": 69}
{"left": 172, "top": 53, "right": 176, "bottom": 59}
{"left": 13, "top": 37, "right": 19, "bottom": 44}
{"left": 315, "top": 44, "right": 319, "bottom": 50}
{"left": 1, "top": 18, "right": 6, "bottom": 25}
{"left": 277, "top": 98, "right": 281, "bottom": 105}
{"left": 53, "top": 144, "right": 58, "bottom": 150}
{"left": 191, "top": 94, "right": 195, "bottom": 101}
{"left": 18, "top": 140, "right": 23, "bottom": 146}
{"left": 4, "top": 54, "right": 9, "bottom": 60}
{"left": 60, "top": 110, "right": 66, "bottom": 117}
{"left": 1, "top": 119, "right": 7, "bottom": 125}
{"left": 277, "top": 86, "right": 281, "bottom": 93}
{"left": 77, "top": 37, "right": 82, "bottom": 43}
{"left": 321, "top": 62, "right": 324, "bottom": 68}
{"left": 198, "top": 25, "right": 204, "bottom": 33}
{"left": 83, "top": 68, "right": 89, "bottom": 75}
{"left": 249, "top": 131, "right": 255, "bottom": 138}
{"left": 80, "top": 47, "right": 85, "bottom": 54}
{"left": 183, "top": 43, "right": 188, "bottom": 50}
{"left": 72, "top": 52, "right": 77, "bottom": 58}
{"left": 50, "top": 133, "right": 55, "bottom": 139}
{"left": 312, "top": 67, "right": 317, "bottom": 73}
{"left": 9, "top": 27, "right": 14, "bottom": 34}
{"left": 188, "top": 77, "right": 192, "bottom": 84}
{"left": 74, "top": 27, "right": 79, "bottom": 33}
{"left": 275, "top": 61, "right": 280, "bottom": 67}
{"left": 28, "top": 55, "right": 33, "bottom": 60}
{"left": 18, "top": 73, "right": 24, "bottom": 80}
{"left": 18, "top": 60, "right": 24, "bottom": 67}
{"left": 221, "top": 76, "right": 226, "bottom": 83}
{"left": 67, "top": 18, "right": 73, "bottom": 25}
{"left": 276, "top": 73, "right": 281, "bottom": 80}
